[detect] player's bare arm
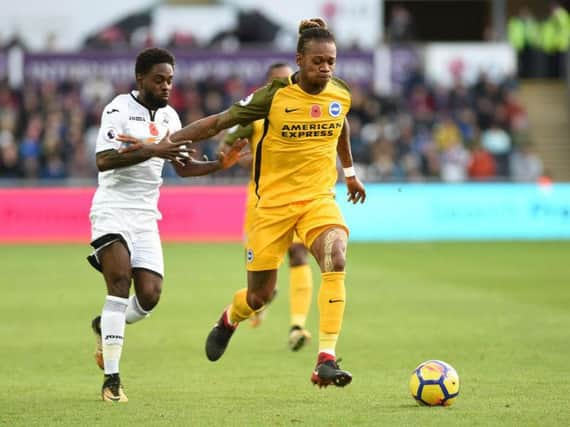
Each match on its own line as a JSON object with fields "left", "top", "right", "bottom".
{"left": 170, "top": 110, "right": 242, "bottom": 143}
{"left": 97, "top": 136, "right": 193, "bottom": 171}
{"left": 336, "top": 118, "right": 366, "bottom": 204}
{"left": 173, "top": 138, "right": 248, "bottom": 177}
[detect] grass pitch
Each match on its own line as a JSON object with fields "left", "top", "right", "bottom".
{"left": 1, "top": 241, "right": 569, "bottom": 426}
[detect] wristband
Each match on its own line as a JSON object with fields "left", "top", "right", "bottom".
{"left": 343, "top": 166, "right": 356, "bottom": 178}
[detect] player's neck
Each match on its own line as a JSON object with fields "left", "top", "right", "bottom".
{"left": 136, "top": 94, "right": 155, "bottom": 112}
{"left": 294, "top": 73, "right": 326, "bottom": 95}
{"left": 300, "top": 83, "right": 325, "bottom": 95}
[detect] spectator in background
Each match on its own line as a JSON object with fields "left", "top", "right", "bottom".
{"left": 81, "top": 74, "right": 115, "bottom": 107}
{"left": 370, "top": 136, "right": 397, "bottom": 180}
{"left": 433, "top": 114, "right": 462, "bottom": 151}
{"left": 510, "top": 143, "right": 543, "bottom": 182}
{"left": 468, "top": 137, "right": 497, "bottom": 180}
{"left": 481, "top": 121, "right": 512, "bottom": 178}
{"left": 0, "top": 133, "right": 19, "bottom": 178}
{"left": 387, "top": 5, "right": 416, "bottom": 42}
{"left": 541, "top": 2, "right": 570, "bottom": 78}
{"left": 508, "top": 6, "right": 541, "bottom": 78}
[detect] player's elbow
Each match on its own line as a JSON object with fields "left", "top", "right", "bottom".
{"left": 96, "top": 157, "right": 111, "bottom": 171}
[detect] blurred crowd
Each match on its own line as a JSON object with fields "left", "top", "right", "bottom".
{"left": 0, "top": 69, "right": 543, "bottom": 184}
{"left": 350, "top": 71, "right": 542, "bottom": 183}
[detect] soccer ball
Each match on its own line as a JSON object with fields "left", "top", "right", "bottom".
{"left": 409, "top": 360, "right": 460, "bottom": 406}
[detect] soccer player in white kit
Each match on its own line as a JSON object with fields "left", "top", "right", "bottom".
{"left": 88, "top": 48, "right": 245, "bottom": 402}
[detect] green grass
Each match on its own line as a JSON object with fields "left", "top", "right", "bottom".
{"left": 1, "top": 241, "right": 569, "bottom": 426}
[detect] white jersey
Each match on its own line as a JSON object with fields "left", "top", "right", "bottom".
{"left": 90, "top": 91, "right": 182, "bottom": 219}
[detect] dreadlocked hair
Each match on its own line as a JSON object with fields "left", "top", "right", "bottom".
{"left": 297, "top": 18, "right": 335, "bottom": 53}
{"left": 135, "top": 47, "right": 175, "bottom": 76}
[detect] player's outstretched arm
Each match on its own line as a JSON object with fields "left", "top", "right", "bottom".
{"left": 98, "top": 133, "right": 193, "bottom": 171}
{"left": 337, "top": 118, "right": 366, "bottom": 204}
{"left": 170, "top": 110, "right": 241, "bottom": 144}
{"left": 173, "top": 138, "right": 249, "bottom": 177}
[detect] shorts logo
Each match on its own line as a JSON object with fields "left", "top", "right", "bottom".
{"left": 239, "top": 93, "right": 254, "bottom": 106}
{"left": 149, "top": 122, "right": 159, "bottom": 136}
{"left": 329, "top": 101, "right": 341, "bottom": 117}
{"left": 310, "top": 104, "right": 322, "bottom": 118}
{"left": 105, "top": 127, "right": 117, "bottom": 141}
{"left": 246, "top": 248, "right": 254, "bottom": 263}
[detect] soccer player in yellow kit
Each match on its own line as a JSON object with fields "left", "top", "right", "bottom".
{"left": 222, "top": 62, "right": 314, "bottom": 352}
{"left": 125, "top": 18, "right": 366, "bottom": 387}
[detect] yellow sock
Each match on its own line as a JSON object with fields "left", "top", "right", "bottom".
{"left": 289, "top": 264, "right": 313, "bottom": 328}
{"left": 318, "top": 272, "right": 346, "bottom": 353}
{"left": 228, "top": 288, "right": 255, "bottom": 324}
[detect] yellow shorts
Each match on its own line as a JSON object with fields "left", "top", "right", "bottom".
{"left": 244, "top": 195, "right": 302, "bottom": 244}
{"left": 245, "top": 197, "right": 348, "bottom": 271}
{"left": 292, "top": 232, "right": 303, "bottom": 244}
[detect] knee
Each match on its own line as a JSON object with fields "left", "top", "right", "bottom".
{"left": 106, "top": 273, "right": 131, "bottom": 298}
{"left": 318, "top": 228, "right": 347, "bottom": 272}
{"left": 247, "top": 288, "right": 273, "bottom": 310}
{"left": 329, "top": 245, "right": 346, "bottom": 272}
{"left": 137, "top": 285, "right": 162, "bottom": 311}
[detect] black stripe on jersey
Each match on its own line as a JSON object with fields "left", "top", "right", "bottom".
{"left": 253, "top": 118, "right": 270, "bottom": 204}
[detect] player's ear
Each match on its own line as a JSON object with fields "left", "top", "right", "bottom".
{"left": 135, "top": 73, "right": 144, "bottom": 89}
{"left": 295, "top": 53, "right": 303, "bottom": 68}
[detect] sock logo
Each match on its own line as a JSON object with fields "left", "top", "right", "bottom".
{"left": 105, "top": 335, "right": 124, "bottom": 340}
{"left": 328, "top": 299, "right": 345, "bottom": 303}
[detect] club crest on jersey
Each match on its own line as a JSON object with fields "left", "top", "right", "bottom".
{"left": 239, "top": 93, "right": 254, "bottom": 106}
{"left": 329, "top": 101, "right": 342, "bottom": 117}
{"left": 149, "top": 122, "right": 159, "bottom": 136}
{"left": 246, "top": 249, "right": 254, "bottom": 263}
{"left": 310, "top": 104, "right": 322, "bottom": 118}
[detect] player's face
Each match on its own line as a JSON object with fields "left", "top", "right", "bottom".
{"left": 138, "top": 63, "right": 174, "bottom": 109}
{"left": 267, "top": 65, "right": 293, "bottom": 82}
{"left": 296, "top": 40, "right": 336, "bottom": 90}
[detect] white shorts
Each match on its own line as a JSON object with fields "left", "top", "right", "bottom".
{"left": 90, "top": 208, "right": 164, "bottom": 277}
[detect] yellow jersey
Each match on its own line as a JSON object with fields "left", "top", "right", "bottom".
{"left": 224, "top": 119, "right": 264, "bottom": 210}
{"left": 227, "top": 73, "right": 351, "bottom": 208}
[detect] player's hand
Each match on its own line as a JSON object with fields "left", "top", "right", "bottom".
{"left": 117, "top": 134, "right": 144, "bottom": 153}
{"left": 117, "top": 132, "right": 194, "bottom": 164}
{"left": 346, "top": 175, "right": 366, "bottom": 204}
{"left": 218, "top": 138, "right": 249, "bottom": 170}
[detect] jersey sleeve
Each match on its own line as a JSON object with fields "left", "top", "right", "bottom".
{"left": 227, "top": 79, "right": 285, "bottom": 124}
{"left": 223, "top": 123, "right": 253, "bottom": 146}
{"left": 95, "top": 99, "right": 125, "bottom": 154}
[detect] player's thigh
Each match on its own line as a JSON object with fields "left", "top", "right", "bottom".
{"left": 288, "top": 241, "right": 309, "bottom": 266}
{"left": 98, "top": 240, "right": 132, "bottom": 278}
{"left": 131, "top": 229, "right": 164, "bottom": 278}
{"left": 90, "top": 210, "right": 134, "bottom": 287}
{"left": 245, "top": 206, "right": 296, "bottom": 271}
{"left": 296, "top": 198, "right": 348, "bottom": 249}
